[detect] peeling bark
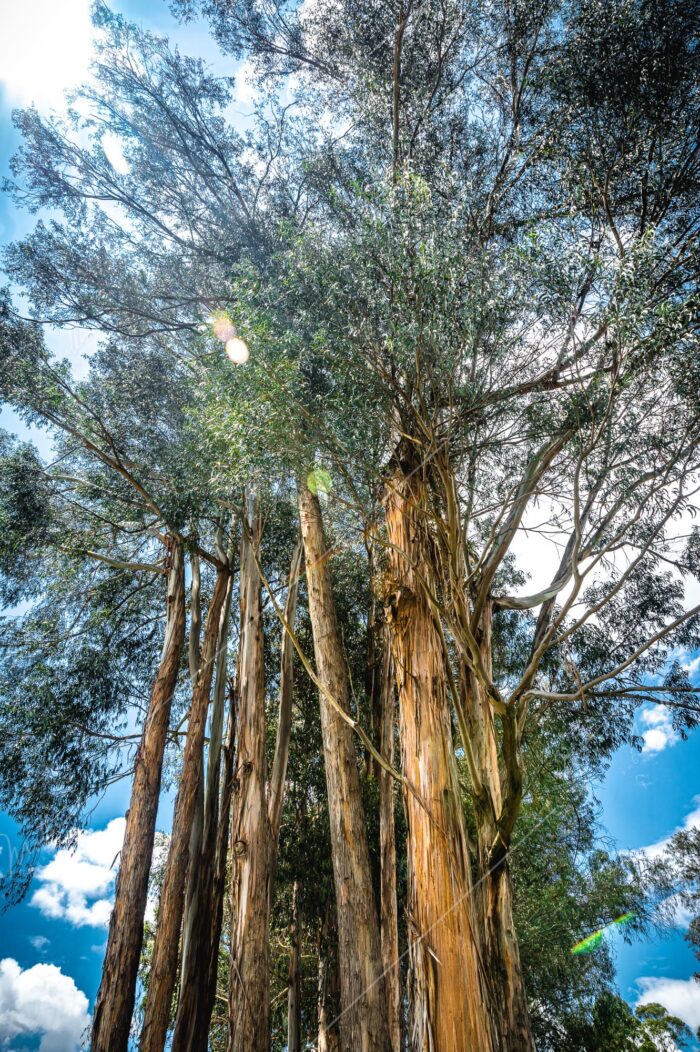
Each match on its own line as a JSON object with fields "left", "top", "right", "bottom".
{"left": 92, "top": 538, "right": 185, "bottom": 1052}
{"left": 298, "top": 484, "right": 391, "bottom": 1052}
{"left": 383, "top": 456, "right": 495, "bottom": 1052}
{"left": 140, "top": 564, "right": 230, "bottom": 1052}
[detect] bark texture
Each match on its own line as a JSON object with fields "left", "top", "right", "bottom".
{"left": 227, "top": 492, "right": 271, "bottom": 1052}
{"left": 140, "top": 564, "right": 230, "bottom": 1052}
{"left": 298, "top": 485, "right": 391, "bottom": 1052}
{"left": 383, "top": 458, "right": 495, "bottom": 1052}
{"left": 91, "top": 539, "right": 185, "bottom": 1052}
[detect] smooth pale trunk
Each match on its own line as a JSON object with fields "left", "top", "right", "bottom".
{"left": 298, "top": 485, "right": 391, "bottom": 1052}
{"left": 383, "top": 460, "right": 495, "bottom": 1052}
{"left": 140, "top": 565, "right": 230, "bottom": 1052}
{"left": 91, "top": 540, "right": 185, "bottom": 1052}
{"left": 171, "top": 577, "right": 232, "bottom": 1052}
{"left": 227, "top": 494, "right": 271, "bottom": 1052}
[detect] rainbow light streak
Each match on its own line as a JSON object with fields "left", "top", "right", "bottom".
{"left": 570, "top": 912, "right": 636, "bottom": 955}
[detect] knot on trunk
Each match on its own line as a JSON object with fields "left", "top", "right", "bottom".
{"left": 378, "top": 571, "right": 416, "bottom": 625}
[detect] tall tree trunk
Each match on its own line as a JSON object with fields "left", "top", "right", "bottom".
{"left": 382, "top": 455, "right": 494, "bottom": 1052}
{"left": 287, "top": 880, "right": 303, "bottom": 1052}
{"left": 227, "top": 491, "right": 271, "bottom": 1052}
{"left": 140, "top": 563, "right": 231, "bottom": 1052}
{"left": 378, "top": 632, "right": 402, "bottom": 1052}
{"left": 204, "top": 681, "right": 238, "bottom": 1030}
{"left": 298, "top": 485, "right": 391, "bottom": 1052}
{"left": 171, "top": 576, "right": 233, "bottom": 1052}
{"left": 91, "top": 538, "right": 185, "bottom": 1052}
{"left": 463, "top": 604, "right": 535, "bottom": 1052}
{"left": 268, "top": 539, "right": 303, "bottom": 892}
{"left": 317, "top": 907, "right": 341, "bottom": 1052}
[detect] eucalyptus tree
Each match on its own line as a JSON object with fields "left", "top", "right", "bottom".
{"left": 179, "top": 1, "right": 700, "bottom": 1048}
{"left": 0, "top": 297, "right": 243, "bottom": 1050}
{"left": 3, "top": 2, "right": 700, "bottom": 1051}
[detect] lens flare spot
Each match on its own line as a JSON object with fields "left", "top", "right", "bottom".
{"left": 225, "top": 337, "right": 250, "bottom": 365}
{"left": 212, "top": 311, "right": 236, "bottom": 343}
{"left": 571, "top": 913, "right": 635, "bottom": 955}
{"left": 307, "top": 468, "right": 333, "bottom": 497}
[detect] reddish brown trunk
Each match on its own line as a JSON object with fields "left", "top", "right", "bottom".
{"left": 171, "top": 577, "right": 232, "bottom": 1052}
{"left": 298, "top": 484, "right": 392, "bottom": 1052}
{"left": 378, "top": 631, "right": 401, "bottom": 1052}
{"left": 91, "top": 539, "right": 185, "bottom": 1052}
{"left": 140, "top": 564, "right": 231, "bottom": 1052}
{"left": 227, "top": 492, "right": 271, "bottom": 1052}
{"left": 383, "top": 457, "right": 494, "bottom": 1052}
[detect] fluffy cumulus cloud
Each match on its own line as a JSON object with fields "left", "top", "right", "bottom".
{"left": 639, "top": 704, "right": 679, "bottom": 754}
{"left": 637, "top": 976, "right": 700, "bottom": 1032}
{"left": 0, "top": 0, "right": 94, "bottom": 110}
{"left": 0, "top": 958, "right": 90, "bottom": 1052}
{"left": 640, "top": 796, "right": 700, "bottom": 860}
{"left": 30, "top": 817, "right": 125, "bottom": 928}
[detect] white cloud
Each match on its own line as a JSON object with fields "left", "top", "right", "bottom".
{"left": 636, "top": 975, "right": 700, "bottom": 1032}
{"left": 658, "top": 893, "right": 695, "bottom": 930}
{"left": 28, "top": 935, "right": 50, "bottom": 952}
{"left": 0, "top": 958, "right": 90, "bottom": 1052}
{"left": 639, "top": 705, "right": 680, "bottom": 754}
{"left": 639, "top": 796, "right": 700, "bottom": 860}
{"left": 30, "top": 817, "right": 125, "bottom": 928}
{"left": 0, "top": 0, "right": 94, "bottom": 111}
{"left": 101, "top": 132, "right": 129, "bottom": 175}
{"left": 233, "top": 59, "right": 259, "bottom": 106}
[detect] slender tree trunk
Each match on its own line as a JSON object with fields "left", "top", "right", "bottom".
{"left": 204, "top": 682, "right": 238, "bottom": 1029}
{"left": 140, "top": 564, "right": 231, "bottom": 1052}
{"left": 463, "top": 606, "right": 535, "bottom": 1052}
{"left": 317, "top": 908, "right": 341, "bottom": 1052}
{"left": 378, "top": 632, "right": 401, "bottom": 1052}
{"left": 171, "top": 576, "right": 233, "bottom": 1052}
{"left": 227, "top": 491, "right": 271, "bottom": 1052}
{"left": 382, "top": 455, "right": 495, "bottom": 1052}
{"left": 298, "top": 484, "right": 391, "bottom": 1052}
{"left": 91, "top": 538, "right": 186, "bottom": 1052}
{"left": 268, "top": 539, "right": 303, "bottom": 892}
{"left": 180, "top": 551, "right": 203, "bottom": 975}
{"left": 287, "top": 880, "right": 303, "bottom": 1052}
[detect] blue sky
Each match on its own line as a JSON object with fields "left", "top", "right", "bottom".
{"left": 0, "top": 3, "right": 699, "bottom": 1050}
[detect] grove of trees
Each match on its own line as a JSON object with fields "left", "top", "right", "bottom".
{"left": 1, "top": 0, "right": 700, "bottom": 1049}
